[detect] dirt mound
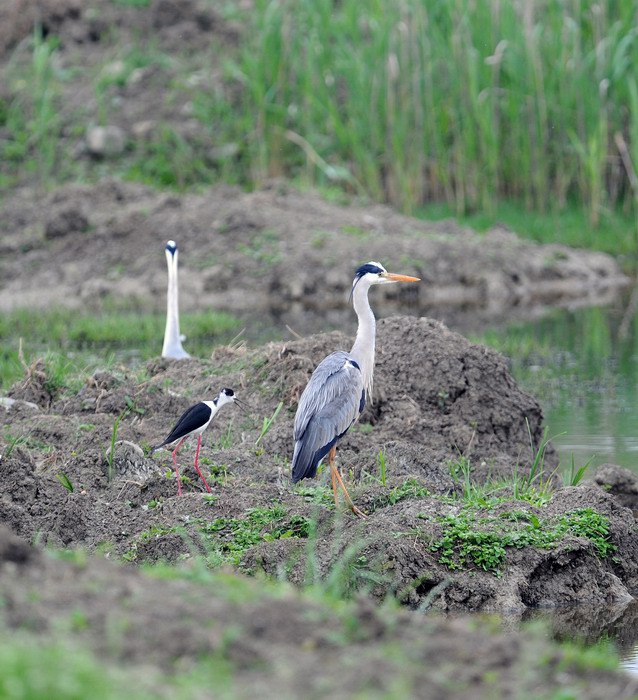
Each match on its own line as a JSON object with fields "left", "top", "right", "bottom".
{"left": 0, "top": 0, "right": 237, "bottom": 55}
{"left": 595, "top": 463, "right": 638, "bottom": 516}
{"left": 2, "top": 315, "right": 636, "bottom": 612}
{"left": 0, "top": 181, "right": 627, "bottom": 333}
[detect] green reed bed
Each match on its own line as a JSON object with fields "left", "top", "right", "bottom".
{"left": 4, "top": 2, "right": 638, "bottom": 242}
{"left": 225, "top": 0, "right": 638, "bottom": 223}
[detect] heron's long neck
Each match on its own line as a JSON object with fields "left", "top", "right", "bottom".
{"left": 349, "top": 282, "right": 375, "bottom": 399}
{"left": 162, "top": 257, "right": 183, "bottom": 354}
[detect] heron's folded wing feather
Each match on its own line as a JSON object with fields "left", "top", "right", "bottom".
{"left": 292, "top": 355, "right": 363, "bottom": 480}
{"left": 293, "top": 351, "right": 360, "bottom": 440}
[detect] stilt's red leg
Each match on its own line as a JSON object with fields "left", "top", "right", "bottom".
{"left": 329, "top": 448, "right": 366, "bottom": 519}
{"left": 172, "top": 436, "right": 187, "bottom": 496}
{"left": 192, "top": 435, "right": 212, "bottom": 493}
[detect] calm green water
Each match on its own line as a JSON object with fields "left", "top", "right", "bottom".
{"left": 475, "top": 299, "right": 638, "bottom": 474}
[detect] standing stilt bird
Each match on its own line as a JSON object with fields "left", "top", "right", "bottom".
{"left": 162, "top": 240, "right": 190, "bottom": 360}
{"left": 153, "top": 388, "right": 242, "bottom": 495}
{"left": 292, "top": 262, "right": 420, "bottom": 518}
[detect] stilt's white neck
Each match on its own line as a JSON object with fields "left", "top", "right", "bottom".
{"left": 349, "top": 281, "right": 375, "bottom": 400}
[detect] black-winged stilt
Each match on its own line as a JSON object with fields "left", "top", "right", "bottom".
{"left": 153, "top": 388, "right": 242, "bottom": 495}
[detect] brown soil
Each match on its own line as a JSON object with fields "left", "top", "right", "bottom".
{"left": 3, "top": 526, "right": 637, "bottom": 699}
{"left": 2, "top": 1, "right": 637, "bottom": 695}
{"left": 3, "top": 317, "right": 638, "bottom": 614}
{"left": 2, "top": 318, "right": 638, "bottom": 695}
{"left": 0, "top": 180, "right": 628, "bottom": 336}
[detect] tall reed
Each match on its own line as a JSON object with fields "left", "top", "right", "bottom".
{"left": 218, "top": 0, "right": 638, "bottom": 223}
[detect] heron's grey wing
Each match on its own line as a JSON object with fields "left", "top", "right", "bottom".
{"left": 292, "top": 351, "right": 364, "bottom": 482}
{"left": 293, "top": 351, "right": 356, "bottom": 439}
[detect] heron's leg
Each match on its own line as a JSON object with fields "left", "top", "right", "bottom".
{"left": 329, "top": 448, "right": 367, "bottom": 520}
{"left": 172, "top": 437, "right": 187, "bottom": 496}
{"left": 192, "top": 435, "right": 212, "bottom": 493}
{"left": 329, "top": 446, "right": 339, "bottom": 506}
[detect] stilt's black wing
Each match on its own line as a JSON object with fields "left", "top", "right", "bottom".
{"left": 155, "top": 402, "right": 212, "bottom": 449}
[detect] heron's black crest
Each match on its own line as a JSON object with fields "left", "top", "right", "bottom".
{"left": 166, "top": 240, "right": 177, "bottom": 255}
{"left": 222, "top": 388, "right": 234, "bottom": 397}
{"left": 354, "top": 262, "right": 384, "bottom": 279}
{"left": 350, "top": 262, "right": 386, "bottom": 301}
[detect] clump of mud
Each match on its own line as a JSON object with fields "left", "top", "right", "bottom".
{"left": 2, "top": 316, "right": 637, "bottom": 613}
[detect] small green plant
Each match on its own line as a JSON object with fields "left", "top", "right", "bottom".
{"left": 213, "top": 424, "right": 234, "bottom": 450}
{"left": 201, "top": 505, "right": 310, "bottom": 565}
{"left": 387, "top": 478, "right": 429, "bottom": 506}
{"left": 448, "top": 456, "right": 499, "bottom": 507}
{"left": 511, "top": 422, "right": 561, "bottom": 505}
{"left": 106, "top": 406, "right": 131, "bottom": 482}
{"left": 255, "top": 401, "right": 283, "bottom": 445}
{"left": 56, "top": 472, "right": 74, "bottom": 493}
{"left": 564, "top": 454, "right": 593, "bottom": 487}
{"left": 124, "top": 395, "right": 145, "bottom": 416}
{"left": 4, "top": 435, "right": 26, "bottom": 459}
{"left": 293, "top": 484, "right": 335, "bottom": 508}
{"left": 377, "top": 449, "right": 387, "bottom": 487}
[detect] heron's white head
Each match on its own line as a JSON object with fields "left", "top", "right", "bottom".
{"left": 165, "top": 240, "right": 178, "bottom": 268}
{"left": 350, "top": 261, "right": 420, "bottom": 299}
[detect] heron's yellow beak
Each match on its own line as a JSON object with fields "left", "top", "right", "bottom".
{"left": 381, "top": 272, "right": 420, "bottom": 282}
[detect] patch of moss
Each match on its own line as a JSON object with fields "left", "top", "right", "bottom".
{"left": 201, "top": 505, "right": 311, "bottom": 565}
{"left": 424, "top": 507, "right": 616, "bottom": 574}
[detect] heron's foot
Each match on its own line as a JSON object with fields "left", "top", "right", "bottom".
{"left": 350, "top": 503, "right": 367, "bottom": 519}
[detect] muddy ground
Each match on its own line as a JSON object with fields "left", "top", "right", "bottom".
{"left": 2, "top": 316, "right": 638, "bottom": 696}
{"left": 4, "top": 314, "right": 638, "bottom": 610}
{"left": 0, "top": 179, "right": 628, "bottom": 336}
{"left": 2, "top": 0, "right": 638, "bottom": 696}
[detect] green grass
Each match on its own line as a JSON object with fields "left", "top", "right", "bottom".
{"left": 126, "top": 506, "right": 312, "bottom": 567}
{"left": 0, "top": 591, "right": 622, "bottom": 700}
{"left": 5, "top": 1, "right": 638, "bottom": 247}
{"left": 0, "top": 307, "right": 240, "bottom": 391}
{"left": 201, "top": 505, "right": 311, "bottom": 566}
{"left": 425, "top": 506, "right": 616, "bottom": 575}
{"left": 370, "top": 477, "right": 430, "bottom": 511}
{"left": 419, "top": 199, "right": 638, "bottom": 260}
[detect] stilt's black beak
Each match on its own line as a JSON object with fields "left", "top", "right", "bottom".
{"left": 234, "top": 398, "right": 250, "bottom": 415}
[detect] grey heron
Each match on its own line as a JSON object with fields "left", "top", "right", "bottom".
{"left": 292, "top": 261, "right": 420, "bottom": 518}
{"left": 161, "top": 240, "right": 190, "bottom": 360}
{"left": 153, "top": 388, "right": 244, "bottom": 495}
